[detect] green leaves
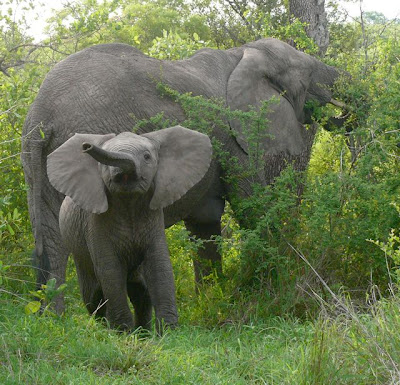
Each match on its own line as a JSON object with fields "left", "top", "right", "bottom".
{"left": 24, "top": 278, "right": 68, "bottom": 315}
{"left": 24, "top": 301, "right": 41, "bottom": 315}
{"left": 0, "top": 260, "right": 11, "bottom": 286}
{"left": 0, "top": 208, "right": 22, "bottom": 244}
{"left": 369, "top": 204, "right": 400, "bottom": 283}
{"left": 148, "top": 30, "right": 212, "bottom": 60}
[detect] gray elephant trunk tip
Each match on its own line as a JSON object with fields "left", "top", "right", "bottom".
{"left": 82, "top": 142, "right": 93, "bottom": 153}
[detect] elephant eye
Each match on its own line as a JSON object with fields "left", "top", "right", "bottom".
{"left": 143, "top": 152, "right": 151, "bottom": 161}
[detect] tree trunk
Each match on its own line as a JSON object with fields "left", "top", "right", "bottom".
{"left": 289, "top": 0, "right": 329, "bottom": 55}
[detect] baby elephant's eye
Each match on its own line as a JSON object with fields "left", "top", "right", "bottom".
{"left": 144, "top": 152, "right": 151, "bottom": 161}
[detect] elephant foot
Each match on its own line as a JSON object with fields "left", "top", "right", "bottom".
{"left": 108, "top": 317, "right": 135, "bottom": 332}
{"left": 155, "top": 318, "right": 178, "bottom": 336}
{"left": 104, "top": 304, "right": 135, "bottom": 331}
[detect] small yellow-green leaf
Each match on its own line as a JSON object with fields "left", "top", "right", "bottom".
{"left": 25, "top": 301, "right": 41, "bottom": 315}
{"left": 13, "top": 208, "right": 19, "bottom": 219}
{"left": 40, "top": 129, "right": 45, "bottom": 139}
{"left": 57, "top": 283, "right": 67, "bottom": 292}
{"left": 7, "top": 224, "right": 14, "bottom": 235}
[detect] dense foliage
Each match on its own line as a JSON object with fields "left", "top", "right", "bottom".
{"left": 1, "top": 0, "right": 400, "bottom": 382}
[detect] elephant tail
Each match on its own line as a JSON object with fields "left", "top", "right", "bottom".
{"left": 21, "top": 127, "right": 51, "bottom": 286}
{"left": 31, "top": 141, "right": 44, "bottom": 257}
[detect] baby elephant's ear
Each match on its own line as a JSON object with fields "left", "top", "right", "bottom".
{"left": 47, "top": 133, "right": 115, "bottom": 214}
{"left": 143, "top": 126, "right": 213, "bottom": 210}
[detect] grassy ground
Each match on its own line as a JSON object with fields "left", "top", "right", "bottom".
{"left": 1, "top": 226, "right": 400, "bottom": 384}
{"left": 1, "top": 282, "right": 400, "bottom": 384}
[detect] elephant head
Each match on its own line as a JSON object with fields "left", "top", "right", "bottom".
{"left": 226, "top": 38, "right": 339, "bottom": 157}
{"left": 46, "top": 126, "right": 213, "bottom": 213}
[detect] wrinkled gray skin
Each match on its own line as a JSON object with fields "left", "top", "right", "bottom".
{"left": 21, "top": 38, "right": 339, "bottom": 313}
{"left": 46, "top": 126, "right": 213, "bottom": 331}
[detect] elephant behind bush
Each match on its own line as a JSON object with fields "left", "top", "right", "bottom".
{"left": 21, "top": 38, "right": 341, "bottom": 313}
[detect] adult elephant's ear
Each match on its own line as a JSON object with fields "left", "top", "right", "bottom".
{"left": 47, "top": 133, "right": 115, "bottom": 214}
{"left": 226, "top": 41, "right": 315, "bottom": 155}
{"left": 227, "top": 47, "right": 282, "bottom": 154}
{"left": 143, "top": 126, "right": 212, "bottom": 210}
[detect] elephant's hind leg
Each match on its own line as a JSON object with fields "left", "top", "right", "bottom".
{"left": 74, "top": 258, "right": 107, "bottom": 318}
{"left": 184, "top": 194, "right": 225, "bottom": 284}
{"left": 85, "top": 286, "right": 107, "bottom": 319}
{"left": 185, "top": 220, "right": 223, "bottom": 283}
{"left": 27, "top": 187, "right": 69, "bottom": 314}
{"left": 127, "top": 280, "right": 152, "bottom": 331}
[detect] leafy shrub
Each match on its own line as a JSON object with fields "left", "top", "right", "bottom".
{"left": 148, "top": 30, "right": 212, "bottom": 60}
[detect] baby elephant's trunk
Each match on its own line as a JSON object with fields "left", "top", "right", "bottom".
{"left": 82, "top": 143, "right": 137, "bottom": 173}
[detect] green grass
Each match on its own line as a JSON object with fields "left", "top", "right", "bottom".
{"left": 1, "top": 228, "right": 400, "bottom": 384}
{"left": 2, "top": 284, "right": 400, "bottom": 384}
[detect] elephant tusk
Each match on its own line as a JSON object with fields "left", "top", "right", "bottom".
{"left": 329, "top": 98, "right": 347, "bottom": 109}
{"left": 329, "top": 98, "right": 352, "bottom": 120}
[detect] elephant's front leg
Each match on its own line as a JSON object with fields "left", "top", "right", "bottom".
{"left": 89, "top": 242, "right": 134, "bottom": 331}
{"left": 142, "top": 235, "right": 178, "bottom": 334}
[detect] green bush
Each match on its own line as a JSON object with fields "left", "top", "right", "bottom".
{"left": 148, "top": 30, "right": 212, "bottom": 60}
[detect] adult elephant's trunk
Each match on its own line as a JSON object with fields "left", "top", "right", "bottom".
{"left": 82, "top": 143, "right": 137, "bottom": 172}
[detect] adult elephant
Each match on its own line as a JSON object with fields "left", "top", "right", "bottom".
{"left": 21, "top": 38, "right": 340, "bottom": 313}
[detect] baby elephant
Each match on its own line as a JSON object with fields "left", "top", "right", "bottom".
{"left": 47, "top": 126, "right": 212, "bottom": 333}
